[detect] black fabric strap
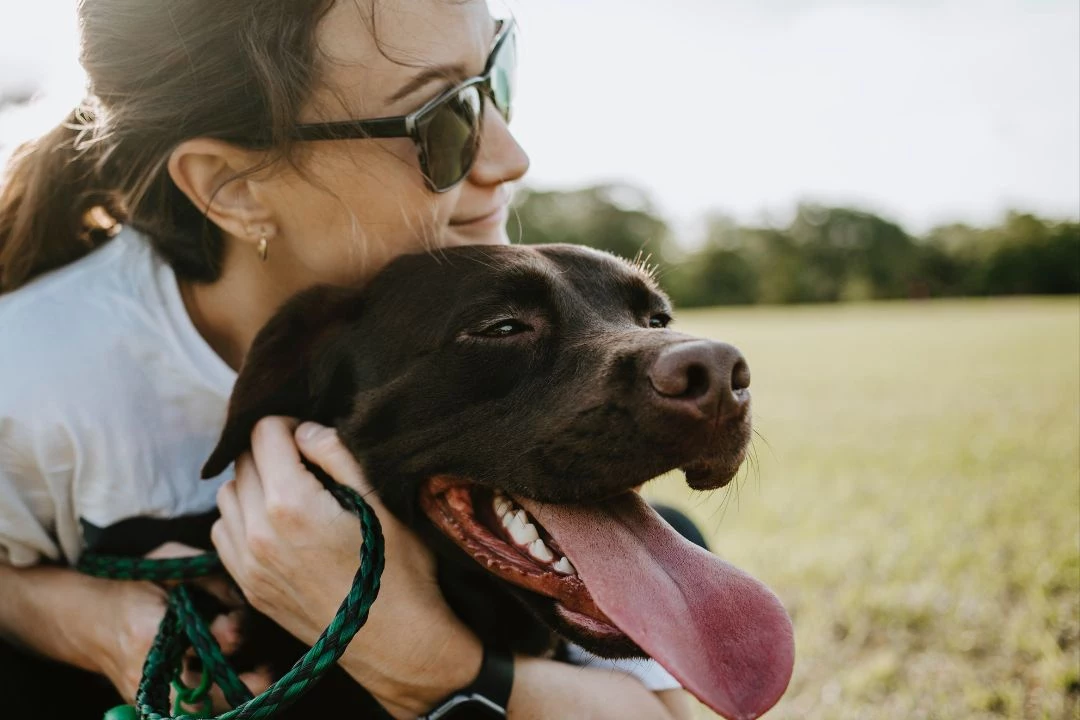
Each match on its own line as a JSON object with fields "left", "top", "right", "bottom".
{"left": 418, "top": 644, "right": 514, "bottom": 719}
{"left": 468, "top": 644, "right": 514, "bottom": 710}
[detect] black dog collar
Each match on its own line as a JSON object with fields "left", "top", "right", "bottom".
{"left": 418, "top": 644, "right": 514, "bottom": 719}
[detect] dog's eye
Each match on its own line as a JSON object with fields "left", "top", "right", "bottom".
{"left": 474, "top": 319, "right": 533, "bottom": 338}
{"left": 648, "top": 313, "right": 672, "bottom": 329}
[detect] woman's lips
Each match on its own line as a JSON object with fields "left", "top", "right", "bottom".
{"left": 449, "top": 204, "right": 509, "bottom": 229}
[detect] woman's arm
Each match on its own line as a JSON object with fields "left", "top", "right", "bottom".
{"left": 0, "top": 551, "right": 266, "bottom": 707}
{"left": 0, "top": 562, "right": 167, "bottom": 698}
{"left": 215, "top": 419, "right": 691, "bottom": 720}
{"left": 508, "top": 658, "right": 690, "bottom": 720}
{"left": 340, "top": 642, "right": 689, "bottom": 720}
{"left": 329, "top": 593, "right": 690, "bottom": 720}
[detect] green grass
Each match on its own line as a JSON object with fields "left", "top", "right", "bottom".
{"left": 640, "top": 297, "right": 1080, "bottom": 720}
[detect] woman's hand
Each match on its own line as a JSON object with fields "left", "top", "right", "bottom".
{"left": 91, "top": 574, "right": 170, "bottom": 703}
{"left": 212, "top": 418, "right": 483, "bottom": 718}
{"left": 94, "top": 543, "right": 270, "bottom": 709}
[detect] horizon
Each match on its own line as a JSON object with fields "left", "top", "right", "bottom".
{"left": 1, "top": 0, "right": 1077, "bottom": 242}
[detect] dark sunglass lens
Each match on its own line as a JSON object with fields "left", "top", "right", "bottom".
{"left": 420, "top": 85, "right": 482, "bottom": 190}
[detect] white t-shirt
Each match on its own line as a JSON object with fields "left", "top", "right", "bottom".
{"left": 0, "top": 226, "right": 678, "bottom": 691}
{"left": 0, "top": 227, "right": 235, "bottom": 566}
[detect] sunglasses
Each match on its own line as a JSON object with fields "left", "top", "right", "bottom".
{"left": 293, "top": 19, "right": 517, "bottom": 192}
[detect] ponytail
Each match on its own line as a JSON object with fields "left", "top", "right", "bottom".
{"left": 1, "top": 0, "right": 330, "bottom": 294}
{"left": 0, "top": 107, "right": 125, "bottom": 294}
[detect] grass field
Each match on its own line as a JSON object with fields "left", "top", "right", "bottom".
{"left": 641, "top": 297, "right": 1080, "bottom": 720}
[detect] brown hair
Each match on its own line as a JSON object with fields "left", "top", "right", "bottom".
{"left": 0, "top": 0, "right": 334, "bottom": 293}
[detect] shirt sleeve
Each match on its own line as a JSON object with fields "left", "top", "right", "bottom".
{"left": 0, "top": 417, "right": 62, "bottom": 567}
{"left": 562, "top": 643, "right": 682, "bottom": 691}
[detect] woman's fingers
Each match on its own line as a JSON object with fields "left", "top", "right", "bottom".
{"left": 144, "top": 541, "right": 214, "bottom": 591}
{"left": 211, "top": 516, "right": 242, "bottom": 585}
{"left": 232, "top": 449, "right": 276, "bottom": 558}
{"left": 250, "top": 416, "right": 318, "bottom": 514}
{"left": 213, "top": 463, "right": 250, "bottom": 575}
{"left": 139, "top": 468, "right": 278, "bottom": 713}
{"left": 176, "top": 611, "right": 266, "bottom": 712}
{"left": 145, "top": 541, "right": 205, "bottom": 560}
{"left": 217, "top": 453, "right": 256, "bottom": 533}
{"left": 241, "top": 668, "right": 273, "bottom": 695}
{"left": 188, "top": 574, "right": 245, "bottom": 610}
{"left": 294, "top": 422, "right": 378, "bottom": 501}
{"left": 143, "top": 542, "right": 243, "bottom": 611}
{"left": 233, "top": 452, "right": 267, "bottom": 519}
{"left": 208, "top": 609, "right": 244, "bottom": 655}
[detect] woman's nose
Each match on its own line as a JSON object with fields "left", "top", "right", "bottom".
{"left": 467, "top": 105, "right": 530, "bottom": 187}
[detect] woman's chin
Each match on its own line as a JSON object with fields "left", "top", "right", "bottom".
{"left": 444, "top": 224, "right": 511, "bottom": 248}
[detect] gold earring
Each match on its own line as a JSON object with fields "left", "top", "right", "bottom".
{"left": 256, "top": 235, "right": 269, "bottom": 262}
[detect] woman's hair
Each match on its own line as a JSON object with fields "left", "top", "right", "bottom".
{"left": 0, "top": 0, "right": 334, "bottom": 293}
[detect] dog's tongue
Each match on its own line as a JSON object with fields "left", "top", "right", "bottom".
{"left": 519, "top": 493, "right": 794, "bottom": 720}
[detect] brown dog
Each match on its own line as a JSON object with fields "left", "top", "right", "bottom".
{"left": 204, "top": 244, "right": 794, "bottom": 719}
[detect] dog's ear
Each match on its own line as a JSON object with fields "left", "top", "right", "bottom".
{"left": 201, "top": 285, "right": 361, "bottom": 479}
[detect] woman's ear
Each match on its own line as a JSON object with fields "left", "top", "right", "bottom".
{"left": 167, "top": 138, "right": 275, "bottom": 247}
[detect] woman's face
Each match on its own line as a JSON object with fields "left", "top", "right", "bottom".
{"left": 258, "top": 0, "right": 529, "bottom": 288}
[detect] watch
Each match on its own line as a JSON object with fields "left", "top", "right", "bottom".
{"left": 418, "top": 644, "right": 515, "bottom": 719}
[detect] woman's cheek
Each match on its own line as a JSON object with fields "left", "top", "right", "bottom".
{"left": 269, "top": 162, "right": 456, "bottom": 280}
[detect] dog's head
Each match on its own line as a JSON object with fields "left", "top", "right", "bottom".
{"left": 203, "top": 244, "right": 793, "bottom": 719}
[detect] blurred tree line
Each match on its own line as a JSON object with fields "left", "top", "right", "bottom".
{"left": 507, "top": 184, "right": 1080, "bottom": 307}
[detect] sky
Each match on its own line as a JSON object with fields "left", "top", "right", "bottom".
{"left": 1, "top": 0, "right": 1078, "bottom": 240}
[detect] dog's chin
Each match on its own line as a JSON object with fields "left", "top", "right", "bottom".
{"left": 534, "top": 595, "right": 646, "bottom": 658}
{"left": 418, "top": 476, "right": 638, "bottom": 652}
{"left": 681, "top": 453, "right": 745, "bottom": 491}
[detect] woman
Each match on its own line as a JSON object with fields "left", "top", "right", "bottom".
{"left": 0, "top": 1, "right": 692, "bottom": 717}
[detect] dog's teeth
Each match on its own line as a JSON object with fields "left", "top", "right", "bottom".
{"left": 512, "top": 523, "right": 538, "bottom": 545}
{"left": 493, "top": 496, "right": 512, "bottom": 517}
{"left": 552, "top": 557, "right": 577, "bottom": 575}
{"left": 508, "top": 515, "right": 539, "bottom": 545}
{"left": 528, "top": 539, "right": 555, "bottom": 563}
{"left": 505, "top": 511, "right": 526, "bottom": 537}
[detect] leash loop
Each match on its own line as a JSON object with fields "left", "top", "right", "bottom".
{"left": 79, "top": 475, "right": 384, "bottom": 720}
{"left": 172, "top": 661, "right": 212, "bottom": 718}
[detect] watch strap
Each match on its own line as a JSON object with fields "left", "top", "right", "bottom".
{"left": 419, "top": 643, "right": 514, "bottom": 719}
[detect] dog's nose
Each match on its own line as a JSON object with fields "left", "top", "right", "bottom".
{"left": 648, "top": 340, "right": 750, "bottom": 420}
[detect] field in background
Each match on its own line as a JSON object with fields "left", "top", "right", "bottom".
{"left": 641, "top": 297, "right": 1080, "bottom": 720}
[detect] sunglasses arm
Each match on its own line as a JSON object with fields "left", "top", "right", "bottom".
{"left": 292, "top": 115, "right": 410, "bottom": 142}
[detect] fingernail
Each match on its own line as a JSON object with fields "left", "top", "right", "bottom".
{"left": 297, "top": 422, "right": 322, "bottom": 441}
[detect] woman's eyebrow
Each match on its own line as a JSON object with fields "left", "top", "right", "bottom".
{"left": 386, "top": 20, "right": 501, "bottom": 106}
{"left": 388, "top": 63, "right": 468, "bottom": 104}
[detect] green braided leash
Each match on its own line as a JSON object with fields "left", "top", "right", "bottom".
{"left": 77, "top": 477, "right": 384, "bottom": 720}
